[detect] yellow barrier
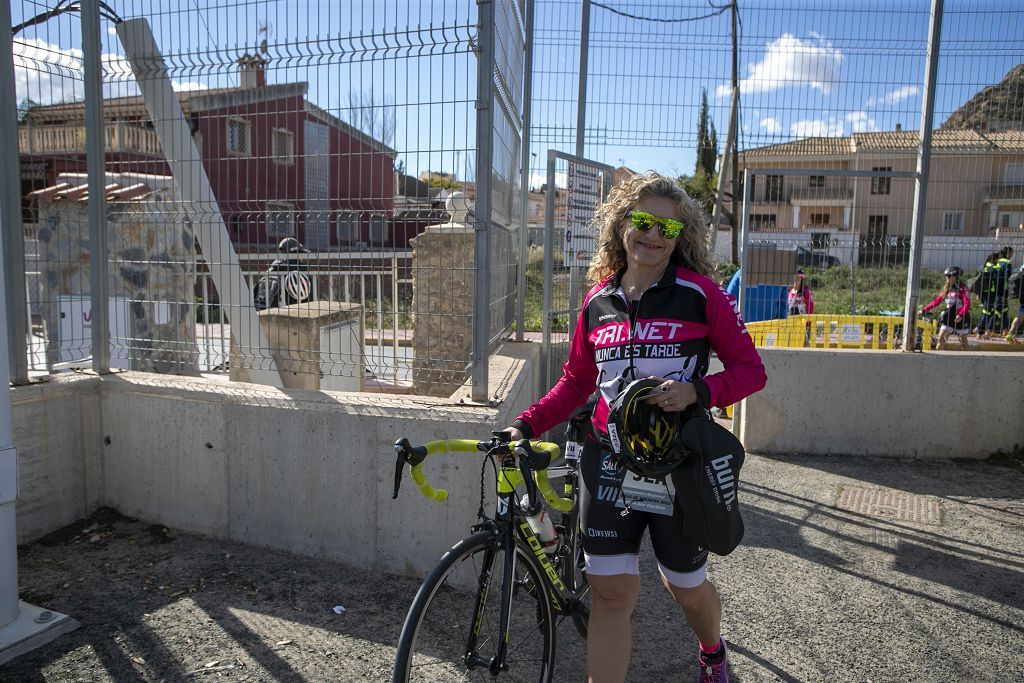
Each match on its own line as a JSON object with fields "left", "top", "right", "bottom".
{"left": 748, "top": 315, "right": 938, "bottom": 350}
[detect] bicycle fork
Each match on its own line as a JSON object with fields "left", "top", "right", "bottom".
{"left": 462, "top": 503, "right": 518, "bottom": 674}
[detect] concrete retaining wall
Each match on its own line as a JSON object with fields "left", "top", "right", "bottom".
{"left": 16, "top": 343, "right": 1023, "bottom": 579}
{"left": 15, "top": 342, "right": 541, "bottom": 579}
{"left": 740, "top": 348, "right": 1024, "bottom": 458}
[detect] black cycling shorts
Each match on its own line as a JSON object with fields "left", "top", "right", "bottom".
{"left": 578, "top": 435, "right": 708, "bottom": 575}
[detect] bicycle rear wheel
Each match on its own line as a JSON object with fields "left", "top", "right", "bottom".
{"left": 393, "top": 530, "right": 556, "bottom": 682}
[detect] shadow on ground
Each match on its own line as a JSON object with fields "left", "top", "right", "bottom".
{"left": 5, "top": 452, "right": 1023, "bottom": 682}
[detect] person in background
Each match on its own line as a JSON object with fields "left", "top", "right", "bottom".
{"left": 1006, "top": 265, "right": 1024, "bottom": 343}
{"left": 993, "top": 246, "right": 1015, "bottom": 334}
{"left": 922, "top": 266, "right": 970, "bottom": 351}
{"left": 504, "top": 173, "right": 766, "bottom": 683}
{"left": 975, "top": 252, "right": 999, "bottom": 337}
{"left": 725, "top": 267, "right": 741, "bottom": 298}
{"left": 786, "top": 270, "right": 814, "bottom": 316}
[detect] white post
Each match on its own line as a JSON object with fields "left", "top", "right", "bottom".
{"left": 0, "top": 0, "right": 79, "bottom": 663}
{"left": 116, "top": 19, "right": 282, "bottom": 386}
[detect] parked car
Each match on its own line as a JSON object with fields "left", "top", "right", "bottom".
{"left": 795, "top": 245, "right": 840, "bottom": 268}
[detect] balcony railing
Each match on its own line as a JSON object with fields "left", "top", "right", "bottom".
{"left": 799, "top": 224, "right": 852, "bottom": 232}
{"left": 18, "top": 122, "right": 163, "bottom": 156}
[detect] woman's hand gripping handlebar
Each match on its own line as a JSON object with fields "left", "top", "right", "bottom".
{"left": 390, "top": 434, "right": 571, "bottom": 513}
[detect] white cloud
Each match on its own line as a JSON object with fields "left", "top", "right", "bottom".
{"left": 529, "top": 170, "right": 568, "bottom": 191}
{"left": 845, "top": 111, "right": 878, "bottom": 133}
{"left": 14, "top": 37, "right": 206, "bottom": 106}
{"left": 866, "top": 86, "right": 918, "bottom": 107}
{"left": 760, "top": 117, "right": 782, "bottom": 133}
{"left": 790, "top": 118, "right": 845, "bottom": 137}
{"left": 716, "top": 33, "right": 842, "bottom": 97}
{"left": 14, "top": 37, "right": 85, "bottom": 104}
{"left": 172, "top": 82, "right": 210, "bottom": 92}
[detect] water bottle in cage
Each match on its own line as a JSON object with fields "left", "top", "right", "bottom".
{"left": 520, "top": 494, "right": 558, "bottom": 553}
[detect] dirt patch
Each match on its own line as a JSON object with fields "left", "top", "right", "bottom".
{"left": 9, "top": 508, "right": 433, "bottom": 681}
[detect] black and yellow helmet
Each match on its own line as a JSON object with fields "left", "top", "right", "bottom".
{"left": 606, "top": 378, "right": 684, "bottom": 478}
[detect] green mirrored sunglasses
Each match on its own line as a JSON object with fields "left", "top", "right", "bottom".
{"left": 629, "top": 210, "right": 686, "bottom": 239}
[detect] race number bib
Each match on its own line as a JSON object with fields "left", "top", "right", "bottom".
{"left": 617, "top": 472, "right": 676, "bottom": 516}
{"left": 564, "top": 440, "right": 583, "bottom": 461}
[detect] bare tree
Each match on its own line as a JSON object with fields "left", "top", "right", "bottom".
{"left": 344, "top": 89, "right": 396, "bottom": 148}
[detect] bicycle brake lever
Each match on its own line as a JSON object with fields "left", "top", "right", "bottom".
{"left": 392, "top": 444, "right": 407, "bottom": 499}
{"left": 392, "top": 438, "right": 427, "bottom": 499}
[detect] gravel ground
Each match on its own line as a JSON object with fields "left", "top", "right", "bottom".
{"left": 6, "top": 451, "right": 1023, "bottom": 682}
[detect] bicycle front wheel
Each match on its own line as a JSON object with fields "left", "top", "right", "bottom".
{"left": 393, "top": 530, "right": 556, "bottom": 682}
{"left": 559, "top": 499, "right": 590, "bottom": 639}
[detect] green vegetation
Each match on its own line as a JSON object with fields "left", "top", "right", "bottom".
{"left": 364, "top": 297, "right": 413, "bottom": 330}
{"left": 523, "top": 247, "right": 968, "bottom": 332}
{"left": 812, "top": 266, "right": 968, "bottom": 317}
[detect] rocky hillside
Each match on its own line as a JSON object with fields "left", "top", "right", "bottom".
{"left": 940, "top": 64, "right": 1024, "bottom": 131}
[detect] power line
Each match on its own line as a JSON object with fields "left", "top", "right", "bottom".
{"left": 590, "top": 1, "right": 730, "bottom": 24}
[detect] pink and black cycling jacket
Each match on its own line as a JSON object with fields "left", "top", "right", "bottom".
{"left": 512, "top": 265, "right": 767, "bottom": 439}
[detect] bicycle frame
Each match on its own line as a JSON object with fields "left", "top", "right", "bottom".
{"left": 462, "top": 456, "right": 582, "bottom": 674}
{"left": 392, "top": 436, "right": 583, "bottom": 676}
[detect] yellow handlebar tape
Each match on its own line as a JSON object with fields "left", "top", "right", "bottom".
{"left": 407, "top": 439, "right": 572, "bottom": 511}
{"left": 410, "top": 464, "right": 447, "bottom": 501}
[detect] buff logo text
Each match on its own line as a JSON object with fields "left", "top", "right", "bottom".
{"left": 709, "top": 454, "right": 737, "bottom": 508}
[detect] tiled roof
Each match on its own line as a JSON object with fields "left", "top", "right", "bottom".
{"left": 740, "top": 137, "right": 853, "bottom": 157}
{"left": 28, "top": 179, "right": 169, "bottom": 203}
{"left": 22, "top": 83, "right": 309, "bottom": 123}
{"left": 742, "top": 129, "right": 1024, "bottom": 157}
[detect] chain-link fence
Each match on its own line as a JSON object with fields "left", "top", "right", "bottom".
{"left": 6, "top": 1, "right": 1024, "bottom": 395}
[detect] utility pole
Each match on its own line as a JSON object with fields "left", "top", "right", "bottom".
{"left": 712, "top": 2, "right": 740, "bottom": 263}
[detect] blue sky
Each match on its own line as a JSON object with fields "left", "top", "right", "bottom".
{"left": 11, "top": 1, "right": 1024, "bottom": 183}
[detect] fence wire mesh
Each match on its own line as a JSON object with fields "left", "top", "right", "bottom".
{"left": 528, "top": 0, "right": 1024, "bottom": 363}
{"left": 12, "top": 0, "right": 526, "bottom": 396}
{"left": 7, "top": 0, "right": 1024, "bottom": 395}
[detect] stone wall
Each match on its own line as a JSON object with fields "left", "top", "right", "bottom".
{"left": 35, "top": 195, "right": 198, "bottom": 374}
{"left": 410, "top": 224, "right": 475, "bottom": 396}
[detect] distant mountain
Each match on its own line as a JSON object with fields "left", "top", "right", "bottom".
{"left": 940, "top": 64, "right": 1024, "bottom": 132}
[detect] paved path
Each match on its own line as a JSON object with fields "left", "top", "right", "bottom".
{"left": 8, "top": 452, "right": 1023, "bottom": 681}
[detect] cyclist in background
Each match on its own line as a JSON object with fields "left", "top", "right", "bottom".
{"left": 1006, "top": 265, "right": 1024, "bottom": 343}
{"left": 503, "top": 173, "right": 766, "bottom": 683}
{"left": 975, "top": 252, "right": 999, "bottom": 337}
{"left": 786, "top": 270, "right": 814, "bottom": 316}
{"left": 921, "top": 266, "right": 970, "bottom": 351}
{"left": 993, "top": 246, "right": 1015, "bottom": 334}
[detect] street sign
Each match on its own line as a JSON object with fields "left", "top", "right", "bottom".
{"left": 564, "top": 161, "right": 603, "bottom": 267}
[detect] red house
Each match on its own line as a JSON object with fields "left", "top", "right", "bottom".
{"left": 18, "top": 55, "right": 396, "bottom": 251}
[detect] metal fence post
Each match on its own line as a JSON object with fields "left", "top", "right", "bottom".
{"left": 541, "top": 150, "right": 557, "bottom": 390}
{"left": 516, "top": 0, "right": 535, "bottom": 342}
{"left": 738, "top": 169, "right": 752, "bottom": 322}
{"left": 472, "top": 0, "right": 496, "bottom": 402}
{"left": 575, "top": 0, "right": 591, "bottom": 158}
{"left": 82, "top": 0, "right": 110, "bottom": 372}
{"left": 902, "top": 0, "right": 944, "bottom": 352}
{"left": 0, "top": 6, "right": 29, "bottom": 384}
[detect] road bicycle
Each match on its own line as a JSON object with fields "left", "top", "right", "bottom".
{"left": 390, "top": 432, "right": 590, "bottom": 682}
{"left": 252, "top": 237, "right": 313, "bottom": 310}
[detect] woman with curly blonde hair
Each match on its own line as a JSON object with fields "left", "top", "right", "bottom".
{"left": 505, "top": 172, "right": 766, "bottom": 682}
{"left": 588, "top": 172, "right": 716, "bottom": 284}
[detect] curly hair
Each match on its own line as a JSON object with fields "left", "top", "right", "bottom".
{"left": 587, "top": 172, "right": 715, "bottom": 284}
